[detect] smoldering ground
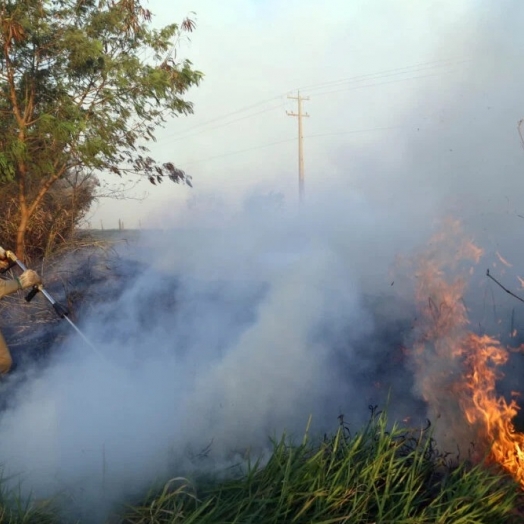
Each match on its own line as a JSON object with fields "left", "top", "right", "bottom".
{"left": 2, "top": 3, "right": 524, "bottom": 521}
{"left": 0, "top": 195, "right": 522, "bottom": 522}
{"left": 0, "top": 200, "right": 432, "bottom": 521}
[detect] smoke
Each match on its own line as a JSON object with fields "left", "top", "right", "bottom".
{"left": 0, "top": 193, "right": 510, "bottom": 520}
{"left": 1, "top": 2, "right": 524, "bottom": 520}
{"left": 0, "top": 191, "right": 430, "bottom": 520}
{"left": 0, "top": 182, "right": 522, "bottom": 519}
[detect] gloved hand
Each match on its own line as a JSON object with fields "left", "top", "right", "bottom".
{"left": 0, "top": 247, "right": 9, "bottom": 270}
{"left": 18, "top": 270, "right": 41, "bottom": 289}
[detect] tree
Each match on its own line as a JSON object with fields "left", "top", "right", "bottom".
{"left": 0, "top": 171, "right": 98, "bottom": 258}
{"left": 0, "top": 0, "right": 203, "bottom": 260}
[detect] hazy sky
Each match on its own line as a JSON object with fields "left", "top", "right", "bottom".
{"left": 89, "top": 0, "right": 524, "bottom": 240}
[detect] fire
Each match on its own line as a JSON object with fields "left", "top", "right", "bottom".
{"left": 411, "top": 219, "right": 524, "bottom": 486}
{"left": 461, "top": 333, "right": 524, "bottom": 485}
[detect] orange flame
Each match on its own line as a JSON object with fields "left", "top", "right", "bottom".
{"left": 411, "top": 220, "right": 524, "bottom": 485}
{"left": 460, "top": 333, "right": 524, "bottom": 484}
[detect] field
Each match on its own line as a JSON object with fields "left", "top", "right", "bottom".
{"left": 0, "top": 409, "right": 522, "bottom": 523}
{"left": 1, "top": 229, "right": 523, "bottom": 523}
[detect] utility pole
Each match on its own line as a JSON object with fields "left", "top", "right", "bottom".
{"left": 287, "top": 91, "right": 309, "bottom": 203}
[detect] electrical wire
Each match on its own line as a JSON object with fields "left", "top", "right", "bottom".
{"left": 155, "top": 58, "right": 468, "bottom": 143}
{"left": 178, "top": 125, "right": 405, "bottom": 168}
{"left": 166, "top": 95, "right": 286, "bottom": 137}
{"left": 307, "top": 126, "right": 402, "bottom": 138}
{"left": 309, "top": 70, "right": 463, "bottom": 98}
{"left": 160, "top": 101, "right": 286, "bottom": 144}
{"left": 300, "top": 58, "right": 469, "bottom": 93}
{"left": 180, "top": 137, "right": 297, "bottom": 167}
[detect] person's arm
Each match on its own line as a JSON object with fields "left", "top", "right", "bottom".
{"left": 0, "top": 248, "right": 41, "bottom": 299}
{"left": 0, "top": 270, "right": 41, "bottom": 299}
{"left": 0, "top": 278, "right": 21, "bottom": 299}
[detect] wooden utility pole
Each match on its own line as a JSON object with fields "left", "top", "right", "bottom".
{"left": 287, "top": 91, "right": 309, "bottom": 203}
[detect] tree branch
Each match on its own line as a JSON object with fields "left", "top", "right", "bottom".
{"left": 486, "top": 269, "right": 524, "bottom": 304}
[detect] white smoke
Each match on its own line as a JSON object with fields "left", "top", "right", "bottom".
{"left": 1, "top": 2, "right": 524, "bottom": 520}
{"left": 0, "top": 192, "right": 426, "bottom": 520}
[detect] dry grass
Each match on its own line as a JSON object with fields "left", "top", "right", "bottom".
{"left": 0, "top": 173, "right": 97, "bottom": 263}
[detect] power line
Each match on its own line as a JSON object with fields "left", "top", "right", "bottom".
{"left": 165, "top": 94, "right": 285, "bottom": 138}
{"left": 180, "top": 137, "right": 297, "bottom": 167}
{"left": 299, "top": 58, "right": 469, "bottom": 93}
{"left": 309, "top": 70, "right": 463, "bottom": 98}
{"left": 154, "top": 58, "right": 467, "bottom": 144}
{"left": 178, "top": 125, "right": 405, "bottom": 169}
{"left": 160, "top": 101, "right": 285, "bottom": 144}
{"left": 307, "top": 125, "right": 402, "bottom": 138}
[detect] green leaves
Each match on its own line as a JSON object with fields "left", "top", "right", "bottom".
{"left": 0, "top": 0, "right": 202, "bottom": 255}
{"left": 1, "top": 0, "right": 202, "bottom": 182}
{"left": 122, "top": 412, "right": 523, "bottom": 523}
{"left": 0, "top": 152, "right": 15, "bottom": 182}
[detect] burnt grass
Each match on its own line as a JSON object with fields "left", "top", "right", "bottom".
{"left": 0, "top": 229, "right": 519, "bottom": 430}
{"left": 1, "top": 231, "right": 524, "bottom": 522}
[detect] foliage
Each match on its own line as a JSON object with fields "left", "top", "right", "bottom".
{"left": 121, "top": 410, "right": 522, "bottom": 524}
{"left": 0, "top": 0, "right": 203, "bottom": 258}
{"left": 0, "top": 409, "right": 521, "bottom": 522}
{"left": 0, "top": 469, "right": 57, "bottom": 524}
{"left": 0, "top": 171, "right": 98, "bottom": 260}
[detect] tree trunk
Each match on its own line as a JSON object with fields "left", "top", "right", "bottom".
{"left": 16, "top": 206, "right": 29, "bottom": 261}
{"left": 15, "top": 168, "right": 62, "bottom": 261}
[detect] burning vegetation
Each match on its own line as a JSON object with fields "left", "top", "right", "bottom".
{"left": 3, "top": 221, "right": 524, "bottom": 522}
{"left": 411, "top": 219, "right": 524, "bottom": 489}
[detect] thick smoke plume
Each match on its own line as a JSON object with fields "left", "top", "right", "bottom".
{"left": 2, "top": 3, "right": 524, "bottom": 520}
{"left": 0, "top": 193, "right": 521, "bottom": 521}
{"left": 0, "top": 197, "right": 429, "bottom": 520}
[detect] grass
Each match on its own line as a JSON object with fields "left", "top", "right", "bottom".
{"left": 1, "top": 409, "right": 522, "bottom": 523}
{"left": 0, "top": 472, "right": 57, "bottom": 524}
{"left": 119, "top": 409, "right": 523, "bottom": 524}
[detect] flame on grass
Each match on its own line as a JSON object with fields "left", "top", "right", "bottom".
{"left": 411, "top": 219, "right": 524, "bottom": 485}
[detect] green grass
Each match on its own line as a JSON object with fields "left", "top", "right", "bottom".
{"left": 0, "top": 472, "right": 57, "bottom": 524}
{"left": 120, "top": 410, "right": 523, "bottom": 524}
{"left": 1, "top": 410, "right": 522, "bottom": 523}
